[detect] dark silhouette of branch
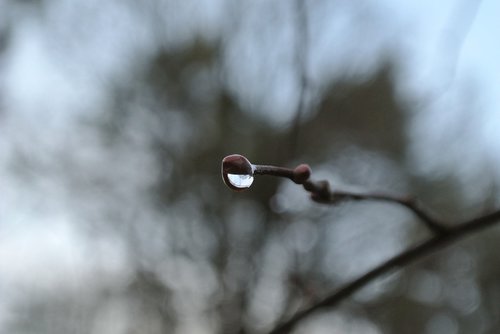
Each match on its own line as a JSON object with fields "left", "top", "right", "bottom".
{"left": 289, "top": 0, "right": 310, "bottom": 158}
{"left": 302, "top": 179, "right": 448, "bottom": 234}
{"left": 267, "top": 208, "right": 500, "bottom": 334}
{"left": 221, "top": 155, "right": 500, "bottom": 333}
{"left": 222, "top": 154, "right": 446, "bottom": 233}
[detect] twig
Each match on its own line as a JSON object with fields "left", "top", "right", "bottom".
{"left": 302, "top": 179, "right": 448, "bottom": 234}
{"left": 289, "top": 0, "right": 309, "bottom": 158}
{"left": 221, "top": 155, "right": 500, "bottom": 333}
{"left": 267, "top": 208, "right": 500, "bottom": 334}
{"left": 222, "top": 155, "right": 446, "bottom": 233}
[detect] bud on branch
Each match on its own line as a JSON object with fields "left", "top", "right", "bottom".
{"left": 220, "top": 154, "right": 500, "bottom": 334}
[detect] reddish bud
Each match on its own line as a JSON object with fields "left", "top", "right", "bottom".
{"left": 292, "top": 164, "right": 311, "bottom": 184}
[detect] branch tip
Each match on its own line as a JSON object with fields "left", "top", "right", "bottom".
{"left": 220, "top": 155, "right": 500, "bottom": 334}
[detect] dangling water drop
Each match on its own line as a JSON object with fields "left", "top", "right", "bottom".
{"left": 226, "top": 173, "right": 254, "bottom": 189}
{"left": 221, "top": 154, "right": 255, "bottom": 191}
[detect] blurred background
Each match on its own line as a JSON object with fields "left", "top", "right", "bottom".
{"left": 1, "top": 0, "right": 499, "bottom": 333}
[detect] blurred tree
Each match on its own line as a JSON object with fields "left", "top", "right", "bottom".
{"left": 1, "top": 1, "right": 499, "bottom": 334}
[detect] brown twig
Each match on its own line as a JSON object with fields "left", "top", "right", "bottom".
{"left": 268, "top": 208, "right": 500, "bottom": 334}
{"left": 221, "top": 155, "right": 500, "bottom": 334}
{"left": 222, "top": 155, "right": 446, "bottom": 233}
{"left": 302, "top": 179, "right": 448, "bottom": 234}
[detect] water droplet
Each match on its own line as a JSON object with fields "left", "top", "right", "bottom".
{"left": 222, "top": 154, "right": 255, "bottom": 191}
{"left": 226, "top": 173, "right": 254, "bottom": 189}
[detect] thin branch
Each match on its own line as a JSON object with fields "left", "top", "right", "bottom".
{"left": 222, "top": 155, "right": 446, "bottom": 233}
{"left": 268, "top": 208, "right": 500, "bottom": 334}
{"left": 302, "top": 179, "right": 448, "bottom": 234}
{"left": 289, "top": 0, "right": 309, "bottom": 158}
{"left": 221, "top": 155, "right": 500, "bottom": 333}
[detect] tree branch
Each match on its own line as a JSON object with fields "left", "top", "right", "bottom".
{"left": 302, "top": 179, "right": 448, "bottom": 234}
{"left": 222, "top": 155, "right": 446, "bottom": 233}
{"left": 221, "top": 155, "right": 500, "bottom": 333}
{"left": 267, "top": 208, "right": 500, "bottom": 334}
{"left": 288, "top": 0, "right": 310, "bottom": 158}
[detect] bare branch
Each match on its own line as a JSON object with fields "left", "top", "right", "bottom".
{"left": 268, "top": 208, "right": 500, "bottom": 334}
{"left": 221, "top": 155, "right": 500, "bottom": 334}
{"left": 302, "top": 179, "right": 448, "bottom": 234}
{"left": 289, "top": 0, "right": 310, "bottom": 157}
{"left": 222, "top": 155, "right": 446, "bottom": 232}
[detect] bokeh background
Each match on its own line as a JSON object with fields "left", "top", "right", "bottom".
{"left": 1, "top": 0, "right": 500, "bottom": 333}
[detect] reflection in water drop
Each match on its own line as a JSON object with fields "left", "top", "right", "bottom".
{"left": 227, "top": 173, "right": 254, "bottom": 189}
{"left": 221, "top": 155, "right": 255, "bottom": 191}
